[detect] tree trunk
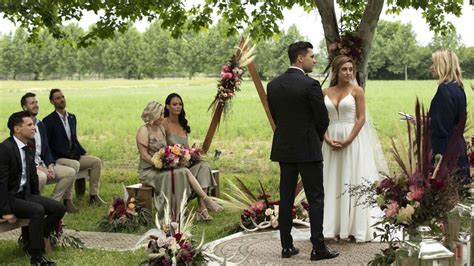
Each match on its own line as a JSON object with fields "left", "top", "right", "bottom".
{"left": 314, "top": 0, "right": 339, "bottom": 51}
{"left": 356, "top": 0, "right": 384, "bottom": 88}
{"left": 405, "top": 64, "right": 408, "bottom": 81}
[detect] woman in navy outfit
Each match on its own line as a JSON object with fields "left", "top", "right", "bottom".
{"left": 429, "top": 49, "right": 470, "bottom": 183}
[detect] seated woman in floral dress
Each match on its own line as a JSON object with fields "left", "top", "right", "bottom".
{"left": 162, "top": 93, "right": 218, "bottom": 221}
{"left": 136, "top": 101, "right": 222, "bottom": 221}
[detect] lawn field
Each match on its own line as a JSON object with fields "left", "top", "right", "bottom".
{"left": 0, "top": 78, "right": 472, "bottom": 264}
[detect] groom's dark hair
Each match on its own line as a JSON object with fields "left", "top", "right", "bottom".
{"left": 288, "top": 41, "right": 313, "bottom": 64}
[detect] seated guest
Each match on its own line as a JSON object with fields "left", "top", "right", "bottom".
{"left": 42, "top": 89, "right": 105, "bottom": 205}
{"left": 21, "top": 92, "right": 79, "bottom": 213}
{"left": 163, "top": 93, "right": 218, "bottom": 221}
{"left": 0, "top": 111, "right": 66, "bottom": 265}
{"left": 137, "top": 101, "right": 222, "bottom": 221}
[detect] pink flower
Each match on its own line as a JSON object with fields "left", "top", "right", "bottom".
{"left": 384, "top": 201, "right": 399, "bottom": 218}
{"left": 407, "top": 185, "right": 424, "bottom": 201}
{"left": 222, "top": 65, "right": 231, "bottom": 72}
{"left": 220, "top": 72, "right": 233, "bottom": 80}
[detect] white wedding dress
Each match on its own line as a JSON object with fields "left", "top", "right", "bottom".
{"left": 322, "top": 92, "right": 385, "bottom": 242}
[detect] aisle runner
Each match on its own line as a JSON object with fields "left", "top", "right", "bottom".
{"left": 203, "top": 227, "right": 388, "bottom": 265}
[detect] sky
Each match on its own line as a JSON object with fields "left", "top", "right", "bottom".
{"left": 1, "top": 1, "right": 474, "bottom": 48}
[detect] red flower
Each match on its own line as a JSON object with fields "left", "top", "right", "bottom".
{"left": 430, "top": 178, "right": 445, "bottom": 190}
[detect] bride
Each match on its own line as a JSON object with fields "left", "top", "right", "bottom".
{"left": 322, "top": 55, "right": 387, "bottom": 242}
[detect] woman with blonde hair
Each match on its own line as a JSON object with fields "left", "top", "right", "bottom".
{"left": 429, "top": 49, "right": 470, "bottom": 183}
{"left": 136, "top": 101, "right": 222, "bottom": 221}
{"left": 322, "top": 55, "right": 385, "bottom": 242}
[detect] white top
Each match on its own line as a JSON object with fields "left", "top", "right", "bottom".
{"left": 56, "top": 110, "right": 71, "bottom": 141}
{"left": 33, "top": 117, "right": 43, "bottom": 166}
{"left": 13, "top": 136, "right": 27, "bottom": 192}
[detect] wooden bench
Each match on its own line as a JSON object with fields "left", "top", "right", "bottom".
{"left": 126, "top": 170, "right": 220, "bottom": 210}
{"left": 0, "top": 218, "right": 30, "bottom": 234}
{"left": 74, "top": 168, "right": 91, "bottom": 197}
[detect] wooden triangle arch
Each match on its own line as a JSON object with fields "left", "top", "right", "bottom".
{"left": 202, "top": 37, "right": 275, "bottom": 154}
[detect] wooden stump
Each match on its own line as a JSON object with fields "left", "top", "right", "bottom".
{"left": 126, "top": 184, "right": 154, "bottom": 211}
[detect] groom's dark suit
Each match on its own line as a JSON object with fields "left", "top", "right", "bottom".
{"left": 267, "top": 67, "right": 329, "bottom": 249}
{"left": 0, "top": 137, "right": 66, "bottom": 255}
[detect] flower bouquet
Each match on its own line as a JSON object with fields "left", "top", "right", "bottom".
{"left": 138, "top": 192, "right": 205, "bottom": 266}
{"left": 188, "top": 146, "right": 202, "bottom": 167}
{"left": 151, "top": 144, "right": 191, "bottom": 170}
{"left": 98, "top": 185, "right": 152, "bottom": 233}
{"left": 213, "top": 177, "right": 309, "bottom": 232}
{"left": 347, "top": 99, "right": 467, "bottom": 265}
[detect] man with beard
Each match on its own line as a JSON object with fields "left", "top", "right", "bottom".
{"left": 42, "top": 89, "right": 105, "bottom": 205}
{"left": 0, "top": 111, "right": 66, "bottom": 265}
{"left": 20, "top": 92, "right": 79, "bottom": 213}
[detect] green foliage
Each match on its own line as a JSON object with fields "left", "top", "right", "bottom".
{"left": 0, "top": 1, "right": 463, "bottom": 47}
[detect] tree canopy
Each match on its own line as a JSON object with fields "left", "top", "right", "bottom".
{"left": 0, "top": 0, "right": 465, "bottom": 84}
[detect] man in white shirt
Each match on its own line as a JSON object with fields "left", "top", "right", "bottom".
{"left": 21, "top": 92, "right": 79, "bottom": 213}
{"left": 0, "top": 111, "right": 65, "bottom": 265}
{"left": 42, "top": 89, "right": 105, "bottom": 205}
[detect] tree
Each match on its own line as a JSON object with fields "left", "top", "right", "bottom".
{"left": 368, "top": 20, "right": 418, "bottom": 80}
{"left": 0, "top": 1, "right": 464, "bottom": 86}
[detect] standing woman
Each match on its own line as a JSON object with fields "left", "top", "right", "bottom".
{"left": 136, "top": 101, "right": 222, "bottom": 222}
{"left": 429, "top": 49, "right": 470, "bottom": 183}
{"left": 322, "top": 55, "right": 385, "bottom": 242}
{"left": 162, "top": 93, "right": 218, "bottom": 221}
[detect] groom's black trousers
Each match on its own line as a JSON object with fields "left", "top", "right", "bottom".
{"left": 279, "top": 161, "right": 325, "bottom": 249}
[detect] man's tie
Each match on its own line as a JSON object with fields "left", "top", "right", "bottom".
{"left": 22, "top": 146, "right": 31, "bottom": 193}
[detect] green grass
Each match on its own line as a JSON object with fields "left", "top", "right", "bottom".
{"left": 0, "top": 78, "right": 473, "bottom": 264}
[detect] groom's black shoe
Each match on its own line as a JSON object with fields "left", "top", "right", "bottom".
{"left": 281, "top": 246, "right": 299, "bottom": 258}
{"left": 310, "top": 246, "right": 339, "bottom": 261}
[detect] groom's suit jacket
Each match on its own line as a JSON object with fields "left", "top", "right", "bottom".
{"left": 42, "top": 111, "right": 86, "bottom": 161}
{"left": 267, "top": 68, "right": 329, "bottom": 163}
{"left": 0, "top": 137, "right": 40, "bottom": 216}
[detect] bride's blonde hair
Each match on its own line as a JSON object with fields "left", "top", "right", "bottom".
{"left": 141, "top": 101, "right": 164, "bottom": 125}
{"left": 431, "top": 49, "right": 463, "bottom": 88}
{"left": 330, "top": 55, "right": 355, "bottom": 87}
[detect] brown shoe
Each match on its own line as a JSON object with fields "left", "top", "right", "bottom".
{"left": 63, "top": 199, "right": 79, "bottom": 213}
{"left": 89, "top": 195, "right": 106, "bottom": 205}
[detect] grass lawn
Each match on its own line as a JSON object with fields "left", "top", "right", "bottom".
{"left": 0, "top": 78, "right": 473, "bottom": 264}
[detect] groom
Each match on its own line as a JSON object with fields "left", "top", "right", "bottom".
{"left": 267, "top": 41, "right": 338, "bottom": 261}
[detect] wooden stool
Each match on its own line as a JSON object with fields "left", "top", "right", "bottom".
{"left": 210, "top": 170, "right": 220, "bottom": 197}
{"left": 125, "top": 184, "right": 154, "bottom": 211}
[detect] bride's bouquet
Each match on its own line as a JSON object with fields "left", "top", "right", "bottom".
{"left": 151, "top": 144, "right": 191, "bottom": 170}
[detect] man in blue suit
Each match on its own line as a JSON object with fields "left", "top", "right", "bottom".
{"left": 42, "top": 89, "right": 105, "bottom": 205}
{"left": 21, "top": 92, "right": 78, "bottom": 213}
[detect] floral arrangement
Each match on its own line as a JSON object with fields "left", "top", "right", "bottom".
{"left": 348, "top": 100, "right": 467, "bottom": 265}
{"left": 208, "top": 38, "right": 255, "bottom": 116}
{"left": 18, "top": 220, "right": 84, "bottom": 252}
{"left": 321, "top": 32, "right": 364, "bottom": 86}
{"left": 328, "top": 32, "right": 363, "bottom": 63}
{"left": 151, "top": 144, "right": 203, "bottom": 170}
{"left": 213, "top": 177, "right": 309, "bottom": 232}
{"left": 98, "top": 187, "right": 152, "bottom": 233}
{"left": 138, "top": 192, "right": 205, "bottom": 265}
{"left": 50, "top": 220, "right": 85, "bottom": 248}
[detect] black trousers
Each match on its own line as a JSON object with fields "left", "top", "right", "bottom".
{"left": 10, "top": 192, "right": 66, "bottom": 256}
{"left": 278, "top": 161, "right": 325, "bottom": 250}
